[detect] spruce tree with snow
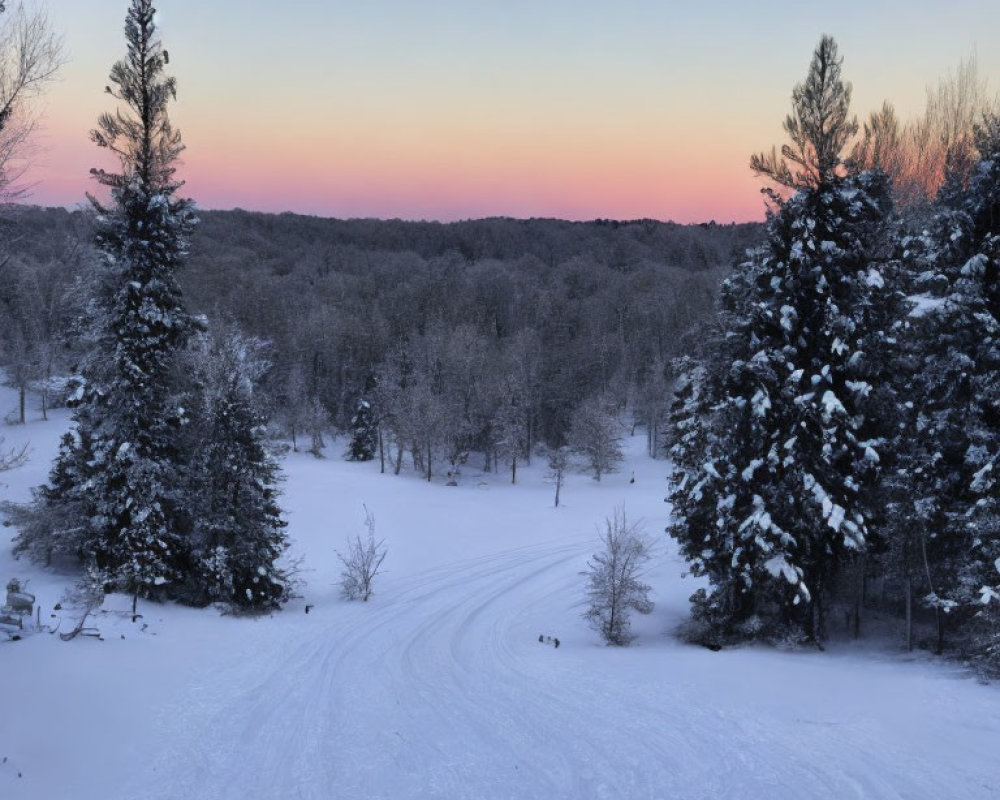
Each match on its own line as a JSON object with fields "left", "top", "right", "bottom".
{"left": 16, "top": 0, "right": 196, "bottom": 612}
{"left": 668, "top": 36, "right": 896, "bottom": 643}
{"left": 347, "top": 398, "right": 378, "bottom": 462}
{"left": 186, "top": 329, "right": 289, "bottom": 611}
{"left": 896, "top": 116, "right": 1000, "bottom": 664}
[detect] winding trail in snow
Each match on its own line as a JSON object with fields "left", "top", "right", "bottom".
{"left": 130, "top": 538, "right": 1000, "bottom": 800}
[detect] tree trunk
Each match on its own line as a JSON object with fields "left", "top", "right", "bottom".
{"left": 511, "top": 456, "right": 517, "bottom": 485}
{"left": 853, "top": 562, "right": 863, "bottom": 640}
{"left": 905, "top": 576, "right": 913, "bottom": 652}
{"left": 393, "top": 440, "right": 404, "bottom": 475}
{"left": 378, "top": 426, "right": 385, "bottom": 474}
{"left": 920, "top": 532, "right": 943, "bottom": 654}
{"left": 525, "top": 416, "right": 533, "bottom": 466}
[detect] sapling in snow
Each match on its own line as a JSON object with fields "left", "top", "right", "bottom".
{"left": 584, "top": 510, "right": 654, "bottom": 645}
{"left": 546, "top": 445, "right": 569, "bottom": 507}
{"left": 337, "top": 506, "right": 387, "bottom": 601}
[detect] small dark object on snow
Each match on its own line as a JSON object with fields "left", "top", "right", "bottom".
{"left": 554, "top": 638, "right": 560, "bottom": 648}
{"left": 630, "top": 472, "right": 635, "bottom": 484}
{"left": 538, "top": 634, "right": 544, "bottom": 643}
{"left": 305, "top": 604, "right": 314, "bottom": 614}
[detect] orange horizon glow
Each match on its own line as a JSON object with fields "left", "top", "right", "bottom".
{"left": 18, "top": 1, "right": 1000, "bottom": 224}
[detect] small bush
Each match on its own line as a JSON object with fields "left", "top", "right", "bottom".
{"left": 336, "top": 506, "right": 387, "bottom": 602}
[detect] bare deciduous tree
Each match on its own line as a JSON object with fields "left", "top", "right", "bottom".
{"left": 854, "top": 56, "right": 996, "bottom": 216}
{"left": 584, "top": 510, "right": 654, "bottom": 646}
{"left": 852, "top": 101, "right": 905, "bottom": 178}
{"left": 337, "top": 506, "right": 387, "bottom": 602}
{"left": 901, "top": 55, "right": 993, "bottom": 211}
{"left": 0, "top": 3, "right": 64, "bottom": 199}
{"left": 546, "top": 445, "right": 569, "bottom": 508}
{"left": 306, "top": 394, "right": 329, "bottom": 457}
{"left": 568, "top": 396, "right": 623, "bottom": 482}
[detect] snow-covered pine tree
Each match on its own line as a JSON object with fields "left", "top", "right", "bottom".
{"left": 347, "top": 398, "right": 378, "bottom": 461}
{"left": 668, "top": 37, "right": 896, "bottom": 643}
{"left": 18, "top": 0, "right": 196, "bottom": 612}
{"left": 669, "top": 172, "right": 895, "bottom": 644}
{"left": 896, "top": 115, "right": 1000, "bottom": 665}
{"left": 186, "top": 330, "right": 289, "bottom": 611}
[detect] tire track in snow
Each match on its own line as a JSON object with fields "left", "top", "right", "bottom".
{"left": 128, "top": 538, "right": 993, "bottom": 800}
{"left": 133, "top": 541, "right": 587, "bottom": 800}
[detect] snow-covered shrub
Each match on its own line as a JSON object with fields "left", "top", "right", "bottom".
{"left": 584, "top": 510, "right": 654, "bottom": 645}
{"left": 337, "top": 507, "right": 387, "bottom": 602}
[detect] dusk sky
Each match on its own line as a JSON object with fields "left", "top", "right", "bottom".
{"left": 21, "top": 0, "right": 1000, "bottom": 223}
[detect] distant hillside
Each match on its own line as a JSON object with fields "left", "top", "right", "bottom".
{"left": 189, "top": 210, "right": 763, "bottom": 273}
{"left": 1, "top": 205, "right": 763, "bottom": 445}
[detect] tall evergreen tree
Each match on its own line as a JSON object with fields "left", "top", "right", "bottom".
{"left": 20, "top": 0, "right": 195, "bottom": 611}
{"left": 896, "top": 116, "right": 1000, "bottom": 663}
{"left": 186, "top": 330, "right": 289, "bottom": 611}
{"left": 668, "top": 37, "right": 896, "bottom": 643}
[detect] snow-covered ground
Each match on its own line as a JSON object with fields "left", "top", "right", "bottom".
{"left": 2, "top": 385, "right": 999, "bottom": 800}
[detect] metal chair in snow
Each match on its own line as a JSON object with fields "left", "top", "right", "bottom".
{"left": 1, "top": 578, "right": 35, "bottom": 630}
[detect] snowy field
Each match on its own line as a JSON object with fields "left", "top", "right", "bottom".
{"left": 2, "top": 384, "right": 1000, "bottom": 800}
